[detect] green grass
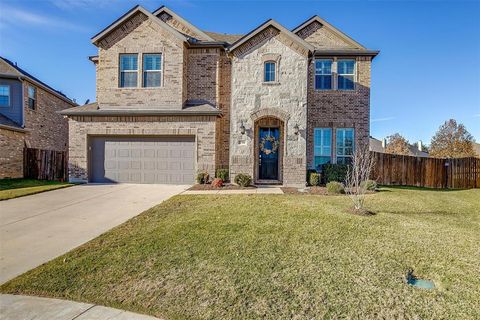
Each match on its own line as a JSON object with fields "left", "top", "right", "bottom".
{"left": 1, "top": 187, "right": 479, "bottom": 319}
{"left": 0, "top": 179, "right": 72, "bottom": 200}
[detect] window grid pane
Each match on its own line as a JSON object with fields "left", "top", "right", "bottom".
{"left": 120, "top": 54, "right": 138, "bottom": 87}
{"left": 315, "top": 60, "right": 332, "bottom": 90}
{"left": 0, "top": 85, "right": 9, "bottom": 106}
{"left": 338, "top": 60, "right": 355, "bottom": 90}
{"left": 314, "top": 128, "right": 332, "bottom": 168}
{"left": 264, "top": 62, "right": 276, "bottom": 82}
{"left": 336, "top": 129, "right": 355, "bottom": 163}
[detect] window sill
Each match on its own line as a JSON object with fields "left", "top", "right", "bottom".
{"left": 262, "top": 82, "right": 281, "bottom": 86}
{"left": 117, "top": 87, "right": 164, "bottom": 90}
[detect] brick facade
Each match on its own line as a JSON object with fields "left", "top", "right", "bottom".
{"left": 23, "top": 81, "right": 69, "bottom": 151}
{"left": 306, "top": 56, "right": 371, "bottom": 168}
{"left": 96, "top": 18, "right": 186, "bottom": 110}
{"left": 71, "top": 7, "right": 376, "bottom": 186}
{"left": 67, "top": 115, "right": 216, "bottom": 182}
{"left": 0, "top": 66, "right": 73, "bottom": 179}
{"left": 0, "top": 128, "right": 25, "bottom": 178}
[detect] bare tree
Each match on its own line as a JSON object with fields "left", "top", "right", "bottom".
{"left": 345, "top": 145, "right": 375, "bottom": 214}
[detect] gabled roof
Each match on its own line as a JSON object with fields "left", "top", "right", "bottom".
{"left": 204, "top": 31, "right": 244, "bottom": 44}
{"left": 229, "top": 19, "right": 315, "bottom": 53}
{"left": 292, "top": 15, "right": 366, "bottom": 49}
{"left": 152, "top": 5, "right": 214, "bottom": 41}
{"left": 0, "top": 57, "right": 76, "bottom": 105}
{"left": 91, "top": 5, "right": 187, "bottom": 46}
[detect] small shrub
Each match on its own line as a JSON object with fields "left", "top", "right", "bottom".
{"left": 326, "top": 181, "right": 345, "bottom": 194}
{"left": 216, "top": 169, "right": 229, "bottom": 182}
{"left": 306, "top": 169, "right": 316, "bottom": 186}
{"left": 360, "top": 179, "right": 377, "bottom": 191}
{"left": 196, "top": 172, "right": 209, "bottom": 184}
{"left": 212, "top": 178, "right": 223, "bottom": 188}
{"left": 309, "top": 173, "right": 321, "bottom": 186}
{"left": 323, "top": 164, "right": 349, "bottom": 183}
{"left": 234, "top": 173, "right": 252, "bottom": 187}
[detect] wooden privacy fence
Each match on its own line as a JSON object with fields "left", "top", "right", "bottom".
{"left": 371, "top": 152, "right": 480, "bottom": 189}
{"left": 24, "top": 148, "right": 68, "bottom": 181}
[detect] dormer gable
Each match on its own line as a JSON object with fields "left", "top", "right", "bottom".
{"left": 292, "top": 15, "right": 365, "bottom": 50}
{"left": 228, "top": 19, "right": 314, "bottom": 57}
{"left": 153, "top": 6, "right": 214, "bottom": 41}
{"left": 91, "top": 5, "right": 187, "bottom": 50}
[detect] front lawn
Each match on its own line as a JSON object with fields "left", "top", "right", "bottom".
{"left": 0, "top": 178, "right": 72, "bottom": 200}
{"left": 1, "top": 187, "right": 479, "bottom": 319}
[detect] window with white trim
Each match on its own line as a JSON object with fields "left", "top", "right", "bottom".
{"left": 314, "top": 128, "right": 332, "bottom": 169}
{"left": 315, "top": 59, "right": 332, "bottom": 90}
{"left": 264, "top": 61, "right": 276, "bottom": 82}
{"left": 336, "top": 128, "right": 355, "bottom": 164}
{"left": 337, "top": 59, "right": 355, "bottom": 90}
{"left": 28, "top": 86, "right": 36, "bottom": 110}
{"left": 0, "top": 85, "right": 10, "bottom": 107}
{"left": 119, "top": 54, "right": 138, "bottom": 88}
{"left": 143, "top": 54, "right": 162, "bottom": 87}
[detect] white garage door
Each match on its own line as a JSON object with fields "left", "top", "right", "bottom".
{"left": 89, "top": 136, "right": 195, "bottom": 184}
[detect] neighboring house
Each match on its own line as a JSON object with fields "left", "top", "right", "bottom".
{"left": 473, "top": 142, "right": 480, "bottom": 158}
{"left": 0, "top": 57, "right": 76, "bottom": 179}
{"left": 369, "top": 136, "right": 429, "bottom": 157}
{"left": 61, "top": 5, "right": 379, "bottom": 186}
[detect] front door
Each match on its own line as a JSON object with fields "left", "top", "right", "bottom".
{"left": 258, "top": 127, "right": 280, "bottom": 180}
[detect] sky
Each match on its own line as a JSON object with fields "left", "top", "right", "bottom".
{"left": 0, "top": 0, "right": 479, "bottom": 144}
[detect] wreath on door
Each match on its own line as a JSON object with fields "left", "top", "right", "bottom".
{"left": 260, "top": 135, "right": 279, "bottom": 155}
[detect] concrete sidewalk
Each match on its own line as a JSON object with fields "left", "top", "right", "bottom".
{"left": 181, "top": 186, "right": 284, "bottom": 195}
{"left": 0, "top": 294, "right": 161, "bottom": 320}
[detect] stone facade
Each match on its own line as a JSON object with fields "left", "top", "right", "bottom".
{"left": 229, "top": 29, "right": 309, "bottom": 186}
{"left": 67, "top": 115, "right": 216, "bottom": 182}
{"left": 297, "top": 21, "right": 355, "bottom": 49}
{"left": 0, "top": 128, "right": 25, "bottom": 178}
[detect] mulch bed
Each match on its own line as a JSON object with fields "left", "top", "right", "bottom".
{"left": 188, "top": 183, "right": 257, "bottom": 191}
{"left": 281, "top": 187, "right": 377, "bottom": 196}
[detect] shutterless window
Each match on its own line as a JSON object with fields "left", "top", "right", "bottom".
{"left": 264, "top": 61, "right": 276, "bottom": 82}
{"left": 337, "top": 59, "right": 355, "bottom": 90}
{"left": 119, "top": 54, "right": 138, "bottom": 87}
{"left": 0, "top": 85, "right": 10, "bottom": 106}
{"left": 315, "top": 59, "right": 332, "bottom": 90}
{"left": 314, "top": 128, "right": 332, "bottom": 169}
{"left": 28, "top": 86, "right": 36, "bottom": 109}
{"left": 143, "top": 54, "right": 162, "bottom": 87}
{"left": 336, "top": 128, "right": 355, "bottom": 164}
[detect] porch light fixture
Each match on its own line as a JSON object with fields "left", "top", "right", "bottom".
{"left": 240, "top": 121, "right": 246, "bottom": 135}
{"left": 294, "top": 124, "right": 300, "bottom": 135}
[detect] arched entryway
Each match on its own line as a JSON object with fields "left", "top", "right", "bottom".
{"left": 253, "top": 116, "right": 285, "bottom": 184}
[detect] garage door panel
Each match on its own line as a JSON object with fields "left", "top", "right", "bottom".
{"left": 90, "top": 136, "right": 195, "bottom": 184}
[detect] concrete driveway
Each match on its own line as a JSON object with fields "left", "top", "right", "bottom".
{"left": 0, "top": 184, "right": 189, "bottom": 284}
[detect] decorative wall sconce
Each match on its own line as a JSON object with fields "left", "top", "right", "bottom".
{"left": 240, "top": 121, "right": 246, "bottom": 135}
{"left": 294, "top": 124, "right": 300, "bottom": 135}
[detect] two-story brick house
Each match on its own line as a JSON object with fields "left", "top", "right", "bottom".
{"left": 62, "top": 5, "right": 378, "bottom": 186}
{"left": 0, "top": 57, "right": 76, "bottom": 179}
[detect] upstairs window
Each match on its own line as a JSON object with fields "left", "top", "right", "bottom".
{"left": 314, "top": 128, "right": 332, "bottom": 169}
{"left": 314, "top": 59, "right": 332, "bottom": 90}
{"left": 264, "top": 61, "right": 276, "bottom": 82}
{"left": 336, "top": 128, "right": 355, "bottom": 164}
{"left": 119, "top": 54, "right": 138, "bottom": 88}
{"left": 143, "top": 54, "right": 162, "bottom": 87}
{"left": 0, "top": 85, "right": 10, "bottom": 107}
{"left": 337, "top": 59, "right": 355, "bottom": 90}
{"left": 28, "top": 86, "right": 36, "bottom": 110}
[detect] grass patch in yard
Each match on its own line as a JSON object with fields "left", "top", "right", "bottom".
{"left": 0, "top": 179, "right": 72, "bottom": 200}
{"left": 1, "top": 187, "right": 479, "bottom": 319}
